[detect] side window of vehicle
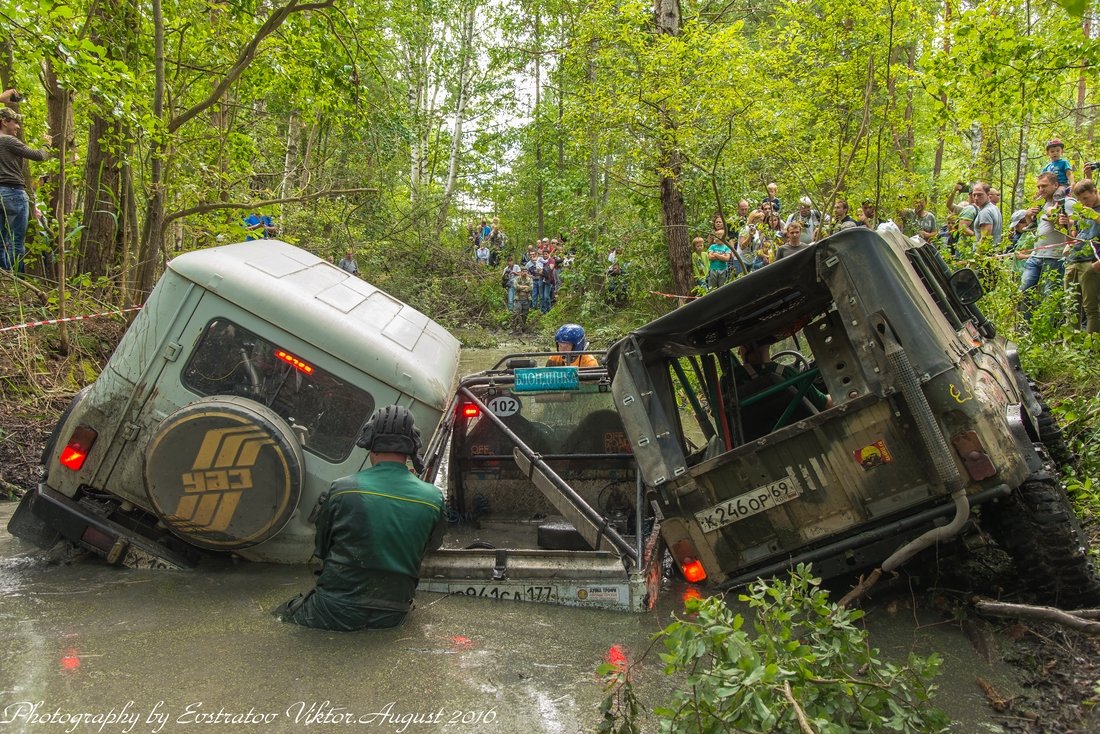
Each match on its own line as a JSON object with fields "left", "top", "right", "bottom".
{"left": 182, "top": 319, "right": 375, "bottom": 462}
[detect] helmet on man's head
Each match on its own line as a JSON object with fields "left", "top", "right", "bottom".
{"left": 554, "top": 324, "right": 588, "bottom": 352}
{"left": 357, "top": 405, "right": 424, "bottom": 470}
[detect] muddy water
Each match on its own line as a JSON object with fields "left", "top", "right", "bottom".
{"left": 0, "top": 345, "right": 1022, "bottom": 733}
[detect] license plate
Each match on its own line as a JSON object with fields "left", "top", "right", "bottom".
{"left": 695, "top": 477, "right": 802, "bottom": 532}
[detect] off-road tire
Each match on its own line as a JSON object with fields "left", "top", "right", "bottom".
{"left": 985, "top": 470, "right": 1100, "bottom": 607}
{"left": 1037, "top": 403, "right": 1074, "bottom": 470}
{"left": 1029, "top": 381, "right": 1075, "bottom": 470}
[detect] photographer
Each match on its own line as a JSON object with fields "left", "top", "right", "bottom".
{"left": 1064, "top": 179, "right": 1100, "bottom": 332}
{"left": 0, "top": 100, "right": 53, "bottom": 273}
{"left": 1017, "top": 171, "right": 1073, "bottom": 321}
{"left": 947, "top": 182, "right": 978, "bottom": 246}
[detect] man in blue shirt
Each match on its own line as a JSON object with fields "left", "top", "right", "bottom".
{"left": 244, "top": 213, "right": 277, "bottom": 240}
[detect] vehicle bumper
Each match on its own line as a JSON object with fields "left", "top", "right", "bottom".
{"left": 15, "top": 484, "right": 198, "bottom": 569}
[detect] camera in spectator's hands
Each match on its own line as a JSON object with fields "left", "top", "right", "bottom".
{"left": 957, "top": 182, "right": 970, "bottom": 194}
{"left": 9, "top": 92, "right": 24, "bottom": 102}
{"left": 1085, "top": 161, "right": 1100, "bottom": 172}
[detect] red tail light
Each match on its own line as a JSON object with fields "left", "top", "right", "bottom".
{"left": 59, "top": 426, "right": 97, "bottom": 471}
{"left": 671, "top": 539, "right": 707, "bottom": 583}
{"left": 681, "top": 558, "right": 707, "bottom": 583}
{"left": 461, "top": 404, "right": 480, "bottom": 418}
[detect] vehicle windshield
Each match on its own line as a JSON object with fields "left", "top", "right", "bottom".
{"left": 463, "top": 383, "right": 630, "bottom": 457}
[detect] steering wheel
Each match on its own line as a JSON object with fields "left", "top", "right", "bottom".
{"left": 772, "top": 349, "right": 810, "bottom": 372}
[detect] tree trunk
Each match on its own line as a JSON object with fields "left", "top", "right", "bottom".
{"left": 534, "top": 8, "right": 544, "bottom": 239}
{"left": 280, "top": 110, "right": 300, "bottom": 201}
{"left": 79, "top": 0, "right": 135, "bottom": 281}
{"left": 587, "top": 41, "right": 599, "bottom": 224}
{"left": 78, "top": 113, "right": 125, "bottom": 277}
{"left": 1076, "top": 16, "right": 1090, "bottom": 134}
{"left": 134, "top": 0, "right": 166, "bottom": 299}
{"left": 654, "top": 0, "right": 690, "bottom": 297}
{"left": 932, "top": 0, "right": 952, "bottom": 182}
{"left": 435, "top": 6, "right": 476, "bottom": 240}
{"left": 42, "top": 61, "right": 76, "bottom": 245}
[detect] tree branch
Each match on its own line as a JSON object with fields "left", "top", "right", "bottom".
{"left": 168, "top": 0, "right": 335, "bottom": 134}
{"left": 973, "top": 597, "right": 1100, "bottom": 634}
{"left": 161, "top": 187, "right": 377, "bottom": 230}
{"left": 783, "top": 680, "right": 816, "bottom": 734}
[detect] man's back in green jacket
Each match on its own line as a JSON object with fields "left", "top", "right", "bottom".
{"left": 281, "top": 460, "right": 445, "bottom": 630}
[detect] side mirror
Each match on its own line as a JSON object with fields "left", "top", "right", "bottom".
{"left": 949, "top": 268, "right": 984, "bottom": 305}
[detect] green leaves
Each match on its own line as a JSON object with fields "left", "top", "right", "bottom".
{"left": 1052, "top": 0, "right": 1091, "bottom": 17}
{"left": 598, "top": 564, "right": 950, "bottom": 734}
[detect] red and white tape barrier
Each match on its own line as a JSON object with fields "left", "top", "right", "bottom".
{"left": 0, "top": 306, "right": 143, "bottom": 334}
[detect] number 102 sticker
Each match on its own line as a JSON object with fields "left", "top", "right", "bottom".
{"left": 487, "top": 395, "right": 521, "bottom": 417}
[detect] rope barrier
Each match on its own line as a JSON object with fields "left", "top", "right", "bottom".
{"left": 649, "top": 290, "right": 697, "bottom": 300}
{"left": 0, "top": 306, "right": 143, "bottom": 334}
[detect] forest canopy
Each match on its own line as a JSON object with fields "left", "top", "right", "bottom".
{"left": 0, "top": 0, "right": 1097, "bottom": 304}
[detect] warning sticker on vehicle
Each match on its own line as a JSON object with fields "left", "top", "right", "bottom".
{"left": 853, "top": 440, "right": 893, "bottom": 470}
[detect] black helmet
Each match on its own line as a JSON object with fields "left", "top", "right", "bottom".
{"left": 357, "top": 405, "right": 424, "bottom": 470}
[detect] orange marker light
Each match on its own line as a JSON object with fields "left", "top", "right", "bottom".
{"left": 462, "top": 404, "right": 480, "bottom": 418}
{"left": 60, "top": 652, "right": 80, "bottom": 671}
{"left": 274, "top": 349, "right": 315, "bottom": 375}
{"left": 59, "top": 426, "right": 97, "bottom": 471}
{"left": 681, "top": 558, "right": 707, "bottom": 584}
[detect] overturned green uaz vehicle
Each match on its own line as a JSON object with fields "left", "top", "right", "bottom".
{"left": 607, "top": 227, "right": 1100, "bottom": 606}
{"left": 8, "top": 241, "right": 460, "bottom": 568}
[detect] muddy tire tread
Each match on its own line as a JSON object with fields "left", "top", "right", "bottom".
{"left": 986, "top": 470, "right": 1100, "bottom": 607}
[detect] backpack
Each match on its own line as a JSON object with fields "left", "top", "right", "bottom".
{"left": 501, "top": 267, "right": 512, "bottom": 289}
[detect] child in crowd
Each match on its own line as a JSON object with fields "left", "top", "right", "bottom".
{"left": 1042, "top": 138, "right": 1074, "bottom": 193}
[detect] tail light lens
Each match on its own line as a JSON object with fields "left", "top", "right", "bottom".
{"left": 59, "top": 426, "right": 97, "bottom": 471}
{"left": 680, "top": 558, "right": 707, "bottom": 583}
{"left": 461, "top": 404, "right": 480, "bottom": 418}
{"left": 671, "top": 539, "right": 707, "bottom": 583}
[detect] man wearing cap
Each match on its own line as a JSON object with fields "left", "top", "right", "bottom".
{"left": 784, "top": 197, "right": 820, "bottom": 244}
{"left": 0, "top": 105, "right": 52, "bottom": 273}
{"left": 275, "top": 406, "right": 446, "bottom": 631}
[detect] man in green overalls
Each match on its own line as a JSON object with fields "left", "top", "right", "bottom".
{"left": 276, "top": 405, "right": 445, "bottom": 631}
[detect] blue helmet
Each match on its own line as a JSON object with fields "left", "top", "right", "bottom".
{"left": 554, "top": 324, "right": 588, "bottom": 352}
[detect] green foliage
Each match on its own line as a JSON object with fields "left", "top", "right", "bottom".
{"left": 600, "top": 564, "right": 949, "bottom": 734}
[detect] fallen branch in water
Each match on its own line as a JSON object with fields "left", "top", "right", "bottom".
{"left": 972, "top": 597, "right": 1100, "bottom": 634}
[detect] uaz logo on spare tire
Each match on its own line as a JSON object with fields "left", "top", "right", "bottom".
{"left": 143, "top": 397, "right": 305, "bottom": 550}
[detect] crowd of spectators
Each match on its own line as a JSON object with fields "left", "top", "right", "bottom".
{"left": 690, "top": 158, "right": 1100, "bottom": 335}
{"left": 469, "top": 220, "right": 592, "bottom": 334}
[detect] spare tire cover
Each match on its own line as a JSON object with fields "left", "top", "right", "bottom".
{"left": 144, "top": 396, "right": 305, "bottom": 550}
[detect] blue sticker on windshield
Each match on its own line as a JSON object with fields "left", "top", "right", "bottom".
{"left": 514, "top": 367, "right": 580, "bottom": 392}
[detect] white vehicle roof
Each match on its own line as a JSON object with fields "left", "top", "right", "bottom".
{"left": 168, "top": 240, "right": 460, "bottom": 409}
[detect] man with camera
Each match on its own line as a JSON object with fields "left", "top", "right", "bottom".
{"left": 0, "top": 91, "right": 53, "bottom": 273}
{"left": 946, "top": 183, "right": 978, "bottom": 246}
{"left": 1017, "top": 171, "right": 1074, "bottom": 320}
{"left": 1085, "top": 160, "right": 1100, "bottom": 181}
{"left": 1064, "top": 179, "right": 1100, "bottom": 332}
